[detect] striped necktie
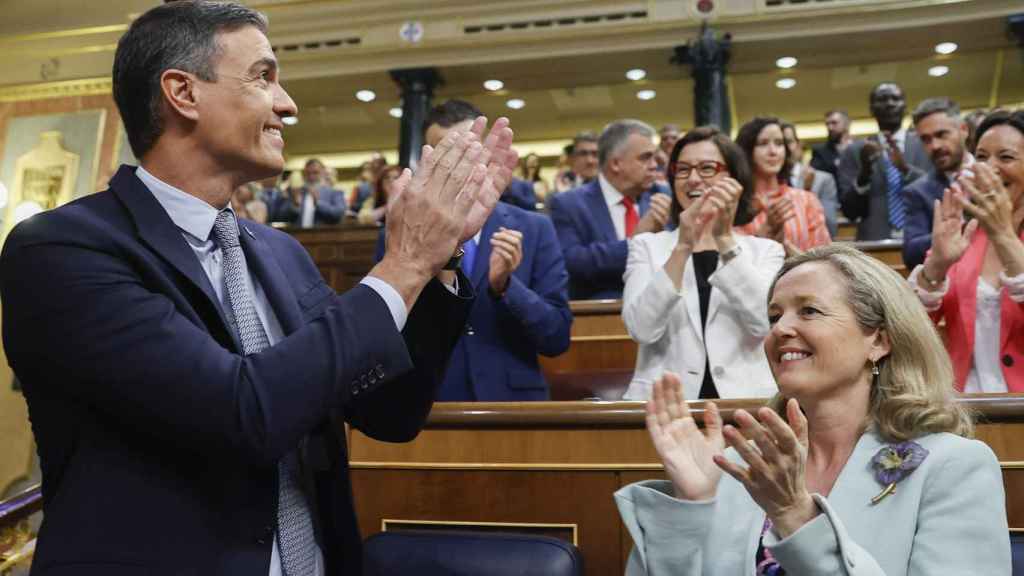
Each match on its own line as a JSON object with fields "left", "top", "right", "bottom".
{"left": 212, "top": 210, "right": 317, "bottom": 576}
{"left": 883, "top": 149, "right": 906, "bottom": 231}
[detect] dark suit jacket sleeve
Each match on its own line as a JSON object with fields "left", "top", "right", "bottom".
{"left": 501, "top": 179, "right": 538, "bottom": 211}
{"left": 343, "top": 274, "right": 473, "bottom": 441}
{"left": 837, "top": 142, "right": 868, "bottom": 221}
{"left": 0, "top": 231, "right": 434, "bottom": 466}
{"left": 902, "top": 179, "right": 935, "bottom": 269}
{"left": 275, "top": 193, "right": 300, "bottom": 224}
{"left": 496, "top": 214, "right": 572, "bottom": 357}
{"left": 809, "top": 145, "right": 831, "bottom": 174}
{"left": 549, "top": 192, "right": 629, "bottom": 285}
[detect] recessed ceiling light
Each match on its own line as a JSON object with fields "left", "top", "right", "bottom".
{"left": 483, "top": 79, "right": 505, "bottom": 91}
{"left": 775, "top": 78, "right": 797, "bottom": 90}
{"left": 389, "top": 107, "right": 403, "bottom": 118}
{"left": 506, "top": 98, "right": 525, "bottom": 110}
{"left": 282, "top": 116, "right": 298, "bottom": 126}
{"left": 13, "top": 201, "right": 43, "bottom": 224}
{"left": 355, "top": 89, "right": 376, "bottom": 102}
{"left": 775, "top": 56, "right": 798, "bottom": 69}
{"left": 636, "top": 89, "right": 656, "bottom": 101}
{"left": 934, "top": 42, "right": 958, "bottom": 55}
{"left": 625, "top": 68, "right": 647, "bottom": 81}
{"left": 928, "top": 65, "right": 949, "bottom": 77}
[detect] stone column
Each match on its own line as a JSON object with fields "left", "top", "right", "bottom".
{"left": 389, "top": 68, "right": 442, "bottom": 170}
{"left": 673, "top": 24, "right": 732, "bottom": 134}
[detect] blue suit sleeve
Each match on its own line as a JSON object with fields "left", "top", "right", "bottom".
{"left": 501, "top": 180, "right": 538, "bottom": 211}
{"left": 902, "top": 181, "right": 935, "bottom": 270}
{"left": 549, "top": 192, "right": 629, "bottom": 285}
{"left": 315, "top": 187, "right": 346, "bottom": 223}
{"left": 497, "top": 215, "right": 572, "bottom": 357}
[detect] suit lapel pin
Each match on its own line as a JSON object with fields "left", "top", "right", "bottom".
{"left": 870, "top": 440, "right": 928, "bottom": 505}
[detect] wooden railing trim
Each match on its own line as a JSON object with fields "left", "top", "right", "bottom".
{"left": 425, "top": 394, "right": 1024, "bottom": 428}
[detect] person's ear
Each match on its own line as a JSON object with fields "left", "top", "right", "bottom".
{"left": 160, "top": 69, "right": 200, "bottom": 122}
{"left": 959, "top": 121, "right": 969, "bottom": 142}
{"left": 869, "top": 328, "right": 892, "bottom": 364}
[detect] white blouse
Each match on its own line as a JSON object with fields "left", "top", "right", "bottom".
{"left": 909, "top": 265, "right": 1024, "bottom": 393}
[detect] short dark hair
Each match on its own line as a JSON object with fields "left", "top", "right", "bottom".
{"left": 113, "top": 1, "right": 267, "bottom": 159}
{"left": 424, "top": 99, "right": 482, "bottom": 131}
{"left": 735, "top": 116, "right": 792, "bottom": 185}
{"left": 974, "top": 109, "right": 1024, "bottom": 149}
{"left": 666, "top": 126, "right": 755, "bottom": 227}
{"left": 912, "top": 97, "right": 961, "bottom": 125}
{"left": 824, "top": 109, "right": 849, "bottom": 120}
{"left": 572, "top": 131, "right": 598, "bottom": 149}
{"left": 780, "top": 121, "right": 798, "bottom": 143}
{"left": 869, "top": 82, "right": 904, "bottom": 104}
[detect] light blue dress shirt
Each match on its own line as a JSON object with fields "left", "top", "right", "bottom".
{"left": 136, "top": 166, "right": 409, "bottom": 575}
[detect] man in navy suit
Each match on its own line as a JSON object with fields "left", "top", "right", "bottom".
{"left": 0, "top": 3, "right": 517, "bottom": 575}
{"left": 549, "top": 119, "right": 672, "bottom": 299}
{"left": 401, "top": 99, "right": 572, "bottom": 400}
{"left": 902, "top": 97, "right": 972, "bottom": 269}
{"left": 274, "top": 158, "right": 348, "bottom": 227}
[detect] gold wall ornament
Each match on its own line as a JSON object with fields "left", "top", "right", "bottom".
{"left": 3, "top": 131, "right": 79, "bottom": 234}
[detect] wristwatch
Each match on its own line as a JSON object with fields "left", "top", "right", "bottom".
{"left": 442, "top": 246, "right": 465, "bottom": 270}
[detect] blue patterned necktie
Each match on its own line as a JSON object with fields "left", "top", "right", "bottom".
{"left": 212, "top": 210, "right": 316, "bottom": 576}
{"left": 883, "top": 148, "right": 906, "bottom": 231}
{"left": 461, "top": 237, "right": 478, "bottom": 278}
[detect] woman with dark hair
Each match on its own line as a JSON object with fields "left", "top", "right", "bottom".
{"left": 357, "top": 164, "right": 401, "bottom": 225}
{"left": 736, "top": 117, "right": 830, "bottom": 256}
{"left": 518, "top": 152, "right": 550, "bottom": 202}
{"left": 910, "top": 109, "right": 1024, "bottom": 393}
{"left": 622, "top": 126, "right": 784, "bottom": 400}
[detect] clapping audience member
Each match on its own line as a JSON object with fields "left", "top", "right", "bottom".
{"left": 378, "top": 99, "right": 572, "bottom": 400}
{"left": 231, "top": 182, "right": 268, "bottom": 223}
{"left": 275, "top": 158, "right": 347, "bottom": 227}
{"left": 550, "top": 120, "right": 673, "bottom": 299}
{"left": 965, "top": 109, "right": 989, "bottom": 154}
{"left": 782, "top": 121, "right": 839, "bottom": 238}
{"left": 910, "top": 110, "right": 1024, "bottom": 393}
{"left": 520, "top": 152, "right": 551, "bottom": 203}
{"left": 837, "top": 82, "right": 932, "bottom": 240}
{"left": 554, "top": 131, "right": 600, "bottom": 193}
{"left": 736, "top": 117, "right": 830, "bottom": 256}
{"left": 902, "top": 98, "right": 973, "bottom": 269}
{"left": 357, "top": 164, "right": 401, "bottom": 225}
{"left": 810, "top": 109, "right": 852, "bottom": 180}
{"left": 622, "top": 127, "right": 783, "bottom": 401}
{"left": 617, "top": 244, "right": 1009, "bottom": 575}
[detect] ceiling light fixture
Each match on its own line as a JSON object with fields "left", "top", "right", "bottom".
{"left": 389, "top": 107, "right": 403, "bottom": 118}
{"left": 355, "top": 89, "right": 376, "bottom": 102}
{"left": 934, "top": 42, "right": 958, "bottom": 55}
{"left": 625, "top": 68, "right": 647, "bottom": 81}
{"left": 775, "top": 78, "right": 796, "bottom": 90}
{"left": 775, "top": 56, "right": 798, "bottom": 69}
{"left": 928, "top": 65, "right": 949, "bottom": 77}
{"left": 483, "top": 79, "right": 505, "bottom": 91}
{"left": 506, "top": 98, "right": 525, "bottom": 110}
{"left": 282, "top": 116, "right": 298, "bottom": 126}
{"left": 636, "top": 89, "right": 656, "bottom": 101}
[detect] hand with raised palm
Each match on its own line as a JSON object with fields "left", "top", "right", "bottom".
{"left": 925, "top": 187, "right": 977, "bottom": 281}
{"left": 646, "top": 372, "right": 725, "bottom": 501}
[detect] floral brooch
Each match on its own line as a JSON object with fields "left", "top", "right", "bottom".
{"left": 870, "top": 441, "right": 929, "bottom": 505}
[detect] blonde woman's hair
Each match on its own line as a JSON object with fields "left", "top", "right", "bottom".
{"left": 766, "top": 244, "right": 973, "bottom": 441}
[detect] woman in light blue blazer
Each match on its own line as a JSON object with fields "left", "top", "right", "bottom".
{"left": 616, "top": 244, "right": 1010, "bottom": 575}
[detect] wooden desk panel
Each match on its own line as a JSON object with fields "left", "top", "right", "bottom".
{"left": 284, "top": 222, "right": 380, "bottom": 293}
{"left": 350, "top": 397, "right": 1024, "bottom": 576}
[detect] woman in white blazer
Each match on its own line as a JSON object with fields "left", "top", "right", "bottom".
{"left": 616, "top": 245, "right": 1009, "bottom": 575}
{"left": 623, "top": 127, "right": 784, "bottom": 400}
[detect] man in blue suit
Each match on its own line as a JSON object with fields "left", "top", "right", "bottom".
{"left": 549, "top": 119, "right": 672, "bottom": 299}
{"left": 902, "top": 97, "right": 972, "bottom": 269}
{"left": 501, "top": 176, "right": 539, "bottom": 211}
{"left": 393, "top": 99, "right": 572, "bottom": 401}
{"left": 274, "top": 158, "right": 348, "bottom": 227}
{"left": 0, "top": 3, "right": 518, "bottom": 575}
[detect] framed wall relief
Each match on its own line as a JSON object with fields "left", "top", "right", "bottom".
{"left": 111, "top": 121, "right": 138, "bottom": 172}
{"left": 0, "top": 109, "right": 106, "bottom": 236}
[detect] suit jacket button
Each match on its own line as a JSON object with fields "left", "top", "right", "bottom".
{"left": 1003, "top": 354, "right": 1014, "bottom": 367}
{"left": 360, "top": 374, "right": 370, "bottom": 389}
{"left": 465, "top": 323, "right": 475, "bottom": 336}
{"left": 368, "top": 372, "right": 378, "bottom": 385}
{"left": 375, "top": 364, "right": 385, "bottom": 378}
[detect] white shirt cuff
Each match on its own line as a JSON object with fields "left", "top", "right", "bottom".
{"left": 360, "top": 276, "right": 408, "bottom": 331}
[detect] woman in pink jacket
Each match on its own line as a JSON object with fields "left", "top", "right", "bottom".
{"left": 909, "top": 110, "right": 1024, "bottom": 393}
